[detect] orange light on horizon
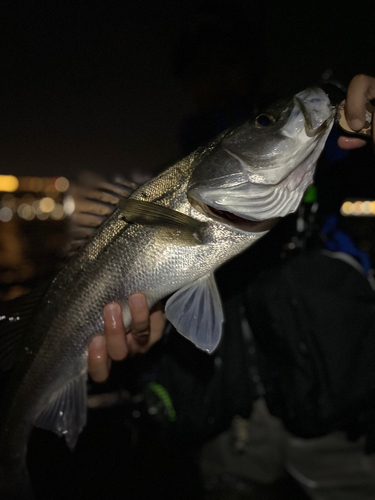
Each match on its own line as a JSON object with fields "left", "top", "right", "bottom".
{"left": 341, "top": 200, "right": 375, "bottom": 216}
{"left": 341, "top": 202, "right": 353, "bottom": 215}
{"left": 0, "top": 175, "right": 19, "bottom": 192}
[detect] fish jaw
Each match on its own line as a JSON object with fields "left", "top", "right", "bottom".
{"left": 187, "top": 88, "right": 334, "bottom": 222}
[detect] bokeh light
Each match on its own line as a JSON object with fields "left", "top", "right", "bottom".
{"left": 36, "top": 211, "right": 49, "bottom": 221}
{"left": 0, "top": 206, "right": 13, "bottom": 222}
{"left": 340, "top": 200, "right": 375, "bottom": 217}
{"left": 45, "top": 184, "right": 59, "bottom": 198}
{"left": 63, "top": 195, "right": 75, "bottom": 216}
{"left": 55, "top": 177, "right": 69, "bottom": 192}
{"left": 39, "top": 197, "right": 56, "bottom": 213}
{"left": 341, "top": 202, "right": 353, "bottom": 216}
{"left": 0, "top": 175, "right": 19, "bottom": 192}
{"left": 50, "top": 204, "right": 65, "bottom": 220}
{"left": 28, "top": 177, "right": 44, "bottom": 192}
{"left": 17, "top": 204, "right": 35, "bottom": 221}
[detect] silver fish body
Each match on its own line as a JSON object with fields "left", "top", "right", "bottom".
{"left": 0, "top": 88, "right": 334, "bottom": 497}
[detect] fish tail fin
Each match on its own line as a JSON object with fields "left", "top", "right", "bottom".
{"left": 0, "top": 460, "right": 34, "bottom": 500}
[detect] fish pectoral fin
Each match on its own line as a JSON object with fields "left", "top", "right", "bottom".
{"left": 35, "top": 373, "right": 87, "bottom": 450}
{"left": 117, "top": 198, "right": 204, "bottom": 243}
{"left": 165, "top": 274, "right": 224, "bottom": 353}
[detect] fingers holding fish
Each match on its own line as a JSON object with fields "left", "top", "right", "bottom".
{"left": 88, "top": 302, "right": 128, "bottom": 383}
{"left": 338, "top": 74, "right": 375, "bottom": 149}
{"left": 127, "top": 298, "right": 166, "bottom": 354}
{"left": 346, "top": 75, "right": 375, "bottom": 131}
{"left": 127, "top": 294, "right": 150, "bottom": 344}
{"left": 88, "top": 335, "right": 111, "bottom": 383}
{"left": 104, "top": 302, "right": 129, "bottom": 361}
{"left": 88, "top": 297, "right": 166, "bottom": 382}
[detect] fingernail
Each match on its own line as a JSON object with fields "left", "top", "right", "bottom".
{"left": 338, "top": 136, "right": 367, "bottom": 150}
{"left": 349, "top": 118, "right": 364, "bottom": 131}
{"left": 104, "top": 303, "right": 121, "bottom": 328}
{"left": 129, "top": 294, "right": 145, "bottom": 310}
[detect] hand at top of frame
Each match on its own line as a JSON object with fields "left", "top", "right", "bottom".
{"left": 338, "top": 74, "right": 375, "bottom": 150}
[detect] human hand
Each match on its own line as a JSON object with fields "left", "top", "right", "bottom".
{"left": 338, "top": 74, "right": 375, "bottom": 150}
{"left": 88, "top": 295, "right": 166, "bottom": 383}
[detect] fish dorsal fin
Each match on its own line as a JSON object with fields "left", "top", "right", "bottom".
{"left": 67, "top": 174, "right": 139, "bottom": 256}
{"left": 165, "top": 274, "right": 224, "bottom": 353}
{"left": 118, "top": 198, "right": 203, "bottom": 230}
{"left": 67, "top": 175, "right": 205, "bottom": 254}
{"left": 0, "top": 283, "right": 50, "bottom": 371}
{"left": 35, "top": 373, "right": 87, "bottom": 450}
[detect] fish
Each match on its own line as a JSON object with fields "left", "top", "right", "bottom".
{"left": 0, "top": 87, "right": 334, "bottom": 498}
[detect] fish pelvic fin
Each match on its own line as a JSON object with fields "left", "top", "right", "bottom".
{"left": 165, "top": 273, "right": 224, "bottom": 353}
{"left": 35, "top": 373, "right": 87, "bottom": 450}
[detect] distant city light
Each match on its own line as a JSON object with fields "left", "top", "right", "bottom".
{"left": 50, "top": 204, "right": 65, "bottom": 220}
{"left": 353, "top": 201, "right": 362, "bottom": 215}
{"left": 0, "top": 206, "right": 13, "bottom": 222}
{"left": 55, "top": 177, "right": 69, "bottom": 192}
{"left": 18, "top": 204, "right": 35, "bottom": 220}
{"left": 2, "top": 194, "right": 16, "bottom": 211}
{"left": 63, "top": 195, "right": 75, "bottom": 216}
{"left": 341, "top": 200, "right": 375, "bottom": 216}
{"left": 0, "top": 175, "right": 19, "bottom": 192}
{"left": 39, "top": 197, "right": 56, "bottom": 213}
{"left": 45, "top": 184, "right": 59, "bottom": 198}
{"left": 28, "top": 177, "right": 44, "bottom": 192}
{"left": 0, "top": 175, "right": 72, "bottom": 222}
{"left": 363, "top": 201, "right": 372, "bottom": 214}
{"left": 21, "top": 194, "right": 35, "bottom": 206}
{"left": 341, "top": 202, "right": 353, "bottom": 215}
{"left": 36, "top": 211, "right": 49, "bottom": 221}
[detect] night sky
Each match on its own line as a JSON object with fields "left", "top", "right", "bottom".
{"left": 0, "top": 0, "right": 374, "bottom": 181}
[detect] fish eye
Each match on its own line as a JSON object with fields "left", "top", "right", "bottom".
{"left": 255, "top": 114, "right": 275, "bottom": 128}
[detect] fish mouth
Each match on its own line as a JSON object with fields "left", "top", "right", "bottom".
{"left": 194, "top": 200, "right": 279, "bottom": 232}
